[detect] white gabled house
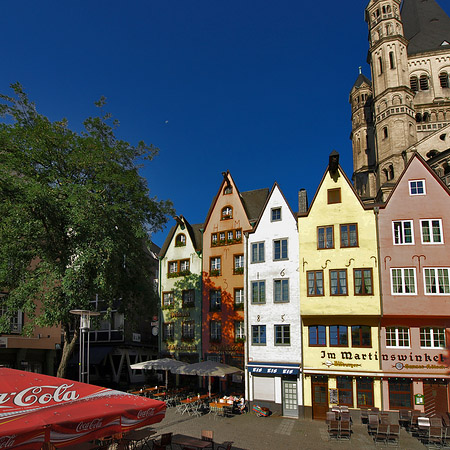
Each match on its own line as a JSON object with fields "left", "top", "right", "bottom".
{"left": 245, "top": 183, "right": 302, "bottom": 417}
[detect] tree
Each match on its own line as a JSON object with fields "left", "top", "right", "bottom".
{"left": 0, "top": 83, "right": 174, "bottom": 377}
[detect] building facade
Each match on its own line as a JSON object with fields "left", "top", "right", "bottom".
{"left": 245, "top": 183, "right": 302, "bottom": 417}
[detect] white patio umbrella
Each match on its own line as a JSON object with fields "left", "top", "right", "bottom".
{"left": 172, "top": 360, "right": 243, "bottom": 396}
{"left": 131, "top": 358, "right": 185, "bottom": 389}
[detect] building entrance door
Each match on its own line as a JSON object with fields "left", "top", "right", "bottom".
{"left": 424, "top": 381, "right": 448, "bottom": 417}
{"left": 312, "top": 378, "right": 328, "bottom": 420}
{"left": 282, "top": 379, "right": 298, "bottom": 417}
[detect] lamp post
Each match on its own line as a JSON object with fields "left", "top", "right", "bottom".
{"left": 70, "top": 310, "right": 100, "bottom": 384}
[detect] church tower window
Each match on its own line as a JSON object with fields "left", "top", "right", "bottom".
{"left": 410, "top": 76, "right": 419, "bottom": 92}
{"left": 439, "top": 71, "right": 449, "bottom": 88}
{"left": 383, "top": 127, "right": 389, "bottom": 139}
{"left": 389, "top": 52, "right": 395, "bottom": 69}
{"left": 419, "top": 75, "right": 429, "bottom": 91}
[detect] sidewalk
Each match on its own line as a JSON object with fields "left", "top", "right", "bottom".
{"left": 150, "top": 408, "right": 427, "bottom": 450}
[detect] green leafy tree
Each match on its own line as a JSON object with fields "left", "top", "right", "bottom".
{"left": 0, "top": 83, "right": 174, "bottom": 377}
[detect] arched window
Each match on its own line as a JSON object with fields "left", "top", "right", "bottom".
{"left": 389, "top": 51, "right": 395, "bottom": 69}
{"left": 389, "top": 165, "right": 394, "bottom": 180}
{"left": 410, "top": 76, "right": 419, "bottom": 92}
{"left": 419, "top": 75, "right": 429, "bottom": 91}
{"left": 439, "top": 71, "right": 449, "bottom": 88}
{"left": 221, "top": 206, "right": 233, "bottom": 220}
{"left": 175, "top": 234, "right": 186, "bottom": 247}
{"left": 383, "top": 126, "right": 389, "bottom": 139}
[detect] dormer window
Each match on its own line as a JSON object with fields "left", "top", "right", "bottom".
{"left": 175, "top": 233, "right": 186, "bottom": 247}
{"left": 224, "top": 185, "right": 233, "bottom": 195}
{"left": 222, "top": 206, "right": 233, "bottom": 220}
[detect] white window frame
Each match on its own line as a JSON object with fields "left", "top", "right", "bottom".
{"left": 210, "top": 321, "right": 222, "bottom": 340}
{"left": 211, "top": 257, "right": 221, "bottom": 271}
{"left": 391, "top": 268, "right": 417, "bottom": 295}
{"left": 386, "top": 327, "right": 410, "bottom": 348}
{"left": 424, "top": 268, "right": 450, "bottom": 295}
{"left": 420, "top": 327, "right": 445, "bottom": 349}
{"left": 392, "top": 220, "right": 414, "bottom": 245}
{"left": 234, "top": 254, "right": 244, "bottom": 269}
{"left": 163, "top": 291, "right": 174, "bottom": 306}
{"left": 235, "top": 321, "right": 245, "bottom": 340}
{"left": 420, "top": 219, "right": 443, "bottom": 244}
{"left": 234, "top": 288, "right": 244, "bottom": 305}
{"left": 409, "top": 179, "right": 426, "bottom": 196}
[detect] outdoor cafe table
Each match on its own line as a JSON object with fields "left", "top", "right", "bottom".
{"left": 120, "top": 427, "right": 156, "bottom": 450}
{"left": 181, "top": 394, "right": 210, "bottom": 404}
{"left": 172, "top": 434, "right": 215, "bottom": 449}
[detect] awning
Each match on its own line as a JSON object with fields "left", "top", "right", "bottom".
{"left": 247, "top": 362, "right": 301, "bottom": 375}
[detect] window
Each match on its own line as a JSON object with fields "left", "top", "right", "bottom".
{"left": 340, "top": 224, "right": 358, "bottom": 248}
{"left": 227, "top": 231, "right": 234, "bottom": 242}
{"left": 338, "top": 377, "right": 353, "bottom": 406}
{"left": 274, "top": 324, "right": 290, "bottom": 345}
{"left": 182, "top": 289, "right": 195, "bottom": 307}
{"left": 420, "top": 327, "right": 445, "bottom": 348}
{"left": 357, "top": 378, "right": 374, "bottom": 407}
{"left": 393, "top": 220, "right": 414, "bottom": 245}
{"left": 168, "top": 259, "right": 190, "bottom": 277}
{"left": 162, "top": 291, "right": 174, "bottom": 307}
{"left": 318, "top": 225, "right": 334, "bottom": 249}
{"left": 234, "top": 288, "right": 244, "bottom": 308}
{"left": 329, "top": 325, "right": 348, "bottom": 346}
{"left": 419, "top": 74, "right": 429, "bottom": 91}
{"left": 252, "top": 325, "right": 266, "bottom": 345}
{"left": 251, "top": 281, "right": 266, "bottom": 304}
{"left": 420, "top": 219, "right": 443, "bottom": 244}
{"left": 354, "top": 269, "right": 373, "bottom": 295}
{"left": 424, "top": 268, "right": 450, "bottom": 294}
{"left": 271, "top": 207, "right": 281, "bottom": 221}
{"left": 211, "top": 233, "right": 218, "bottom": 245}
{"left": 210, "top": 290, "right": 221, "bottom": 311}
{"left": 251, "top": 242, "right": 265, "bottom": 263}
{"left": 391, "top": 268, "right": 416, "bottom": 294}
{"left": 309, "top": 325, "right": 326, "bottom": 346}
{"left": 235, "top": 229, "right": 242, "bottom": 241}
{"left": 182, "top": 321, "right": 195, "bottom": 340}
{"left": 389, "top": 51, "right": 395, "bottom": 69}
{"left": 212, "top": 228, "right": 242, "bottom": 246}
{"left": 307, "top": 270, "right": 324, "bottom": 296}
{"left": 389, "top": 379, "right": 412, "bottom": 409}
{"left": 274, "top": 279, "right": 289, "bottom": 303}
{"left": 351, "top": 326, "right": 371, "bottom": 347}
{"left": 386, "top": 327, "right": 410, "bottom": 347}
{"left": 0, "top": 305, "right": 23, "bottom": 334}
{"left": 175, "top": 233, "right": 186, "bottom": 247}
{"left": 440, "top": 71, "right": 449, "bottom": 88}
{"left": 327, "top": 188, "right": 341, "bottom": 204}
{"left": 235, "top": 321, "right": 245, "bottom": 341}
{"left": 221, "top": 206, "right": 233, "bottom": 220}
{"left": 273, "top": 238, "right": 288, "bottom": 260}
{"left": 210, "top": 321, "right": 222, "bottom": 342}
{"left": 224, "top": 185, "right": 232, "bottom": 194}
{"left": 330, "top": 269, "right": 347, "bottom": 295}
{"left": 210, "top": 257, "right": 221, "bottom": 276}
{"left": 410, "top": 76, "right": 419, "bottom": 92}
{"left": 163, "top": 323, "right": 174, "bottom": 340}
{"left": 383, "top": 126, "right": 388, "bottom": 139}
{"left": 233, "top": 254, "right": 244, "bottom": 275}
{"left": 409, "top": 180, "right": 426, "bottom": 195}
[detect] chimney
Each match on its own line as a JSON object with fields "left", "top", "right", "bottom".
{"left": 298, "top": 189, "right": 308, "bottom": 213}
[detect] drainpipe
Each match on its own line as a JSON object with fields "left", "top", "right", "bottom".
{"left": 198, "top": 228, "right": 204, "bottom": 363}
{"left": 244, "top": 232, "right": 250, "bottom": 403}
{"left": 373, "top": 206, "right": 384, "bottom": 411}
{"left": 158, "top": 256, "right": 162, "bottom": 358}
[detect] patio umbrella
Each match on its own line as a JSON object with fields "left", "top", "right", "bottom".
{"left": 172, "top": 361, "right": 243, "bottom": 396}
{"left": 130, "top": 358, "right": 185, "bottom": 389}
{"left": 0, "top": 367, "right": 166, "bottom": 449}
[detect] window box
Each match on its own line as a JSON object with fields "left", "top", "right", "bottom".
{"left": 181, "top": 337, "right": 194, "bottom": 342}
{"left": 175, "top": 241, "right": 185, "bottom": 247}
{"left": 162, "top": 304, "right": 175, "bottom": 310}
{"left": 210, "top": 269, "right": 221, "bottom": 277}
{"left": 234, "top": 267, "right": 244, "bottom": 275}
{"left": 234, "top": 303, "right": 244, "bottom": 311}
{"left": 235, "top": 337, "right": 246, "bottom": 343}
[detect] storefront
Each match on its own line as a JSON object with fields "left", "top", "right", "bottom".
{"left": 247, "top": 362, "right": 302, "bottom": 417}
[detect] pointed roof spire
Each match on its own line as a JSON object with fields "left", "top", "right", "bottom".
{"left": 401, "top": 0, "right": 450, "bottom": 54}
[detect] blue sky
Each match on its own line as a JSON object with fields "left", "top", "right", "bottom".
{"left": 1, "top": 1, "right": 374, "bottom": 247}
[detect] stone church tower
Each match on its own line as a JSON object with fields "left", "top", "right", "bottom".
{"left": 350, "top": 0, "right": 450, "bottom": 202}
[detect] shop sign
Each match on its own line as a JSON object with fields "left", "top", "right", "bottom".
{"left": 170, "top": 311, "right": 190, "bottom": 318}
{"left": 248, "top": 364, "right": 300, "bottom": 375}
{"left": 166, "top": 344, "right": 197, "bottom": 352}
{"left": 210, "top": 344, "right": 243, "bottom": 355}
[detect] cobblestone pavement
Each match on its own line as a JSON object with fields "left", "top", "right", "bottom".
{"left": 148, "top": 408, "right": 428, "bottom": 450}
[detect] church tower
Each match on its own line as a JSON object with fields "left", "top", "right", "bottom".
{"left": 365, "top": 0, "right": 417, "bottom": 201}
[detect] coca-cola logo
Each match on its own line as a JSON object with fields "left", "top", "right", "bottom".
{"left": 76, "top": 418, "right": 103, "bottom": 433}
{"left": 0, "top": 384, "right": 79, "bottom": 407}
{"left": 137, "top": 408, "right": 155, "bottom": 419}
{"left": 0, "top": 436, "right": 17, "bottom": 449}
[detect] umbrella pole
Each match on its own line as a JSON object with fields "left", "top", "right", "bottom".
{"left": 208, "top": 376, "right": 211, "bottom": 397}
{"left": 165, "top": 370, "right": 168, "bottom": 389}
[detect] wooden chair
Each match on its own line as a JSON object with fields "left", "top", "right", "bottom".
{"left": 387, "top": 424, "right": 400, "bottom": 447}
{"left": 328, "top": 420, "right": 340, "bottom": 440}
{"left": 373, "top": 423, "right": 389, "bottom": 446}
{"left": 154, "top": 432, "right": 172, "bottom": 450}
{"left": 368, "top": 413, "right": 379, "bottom": 435}
{"left": 216, "top": 442, "right": 233, "bottom": 450}
{"left": 340, "top": 420, "right": 351, "bottom": 440}
{"left": 201, "top": 430, "right": 214, "bottom": 450}
{"left": 326, "top": 411, "right": 337, "bottom": 424}
{"left": 360, "top": 407, "right": 369, "bottom": 424}
{"left": 427, "top": 426, "right": 443, "bottom": 448}
{"left": 398, "top": 409, "right": 410, "bottom": 429}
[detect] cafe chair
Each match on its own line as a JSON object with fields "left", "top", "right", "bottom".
{"left": 201, "top": 430, "right": 214, "bottom": 450}
{"left": 340, "top": 420, "right": 351, "bottom": 440}
{"left": 387, "top": 424, "right": 400, "bottom": 447}
{"left": 153, "top": 432, "right": 172, "bottom": 450}
{"left": 327, "top": 420, "right": 340, "bottom": 440}
{"left": 373, "top": 423, "right": 389, "bottom": 446}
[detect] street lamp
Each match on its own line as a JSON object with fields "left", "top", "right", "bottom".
{"left": 70, "top": 309, "right": 100, "bottom": 384}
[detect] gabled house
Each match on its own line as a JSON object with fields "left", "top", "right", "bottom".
{"left": 377, "top": 153, "right": 450, "bottom": 415}
{"left": 245, "top": 182, "right": 302, "bottom": 417}
{"left": 298, "top": 152, "right": 382, "bottom": 419}
{"left": 158, "top": 216, "right": 203, "bottom": 365}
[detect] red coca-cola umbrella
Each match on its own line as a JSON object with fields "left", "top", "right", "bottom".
{"left": 0, "top": 368, "right": 166, "bottom": 449}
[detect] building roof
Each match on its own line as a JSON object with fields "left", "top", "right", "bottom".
{"left": 240, "top": 188, "right": 270, "bottom": 223}
{"left": 352, "top": 73, "right": 372, "bottom": 90}
{"left": 401, "top": 0, "right": 450, "bottom": 55}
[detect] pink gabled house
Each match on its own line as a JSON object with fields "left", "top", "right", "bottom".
{"left": 377, "top": 153, "right": 450, "bottom": 415}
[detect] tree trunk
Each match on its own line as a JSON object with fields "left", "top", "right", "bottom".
{"left": 57, "top": 323, "right": 79, "bottom": 379}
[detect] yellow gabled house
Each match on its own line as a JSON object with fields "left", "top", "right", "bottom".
{"left": 298, "top": 152, "right": 382, "bottom": 419}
